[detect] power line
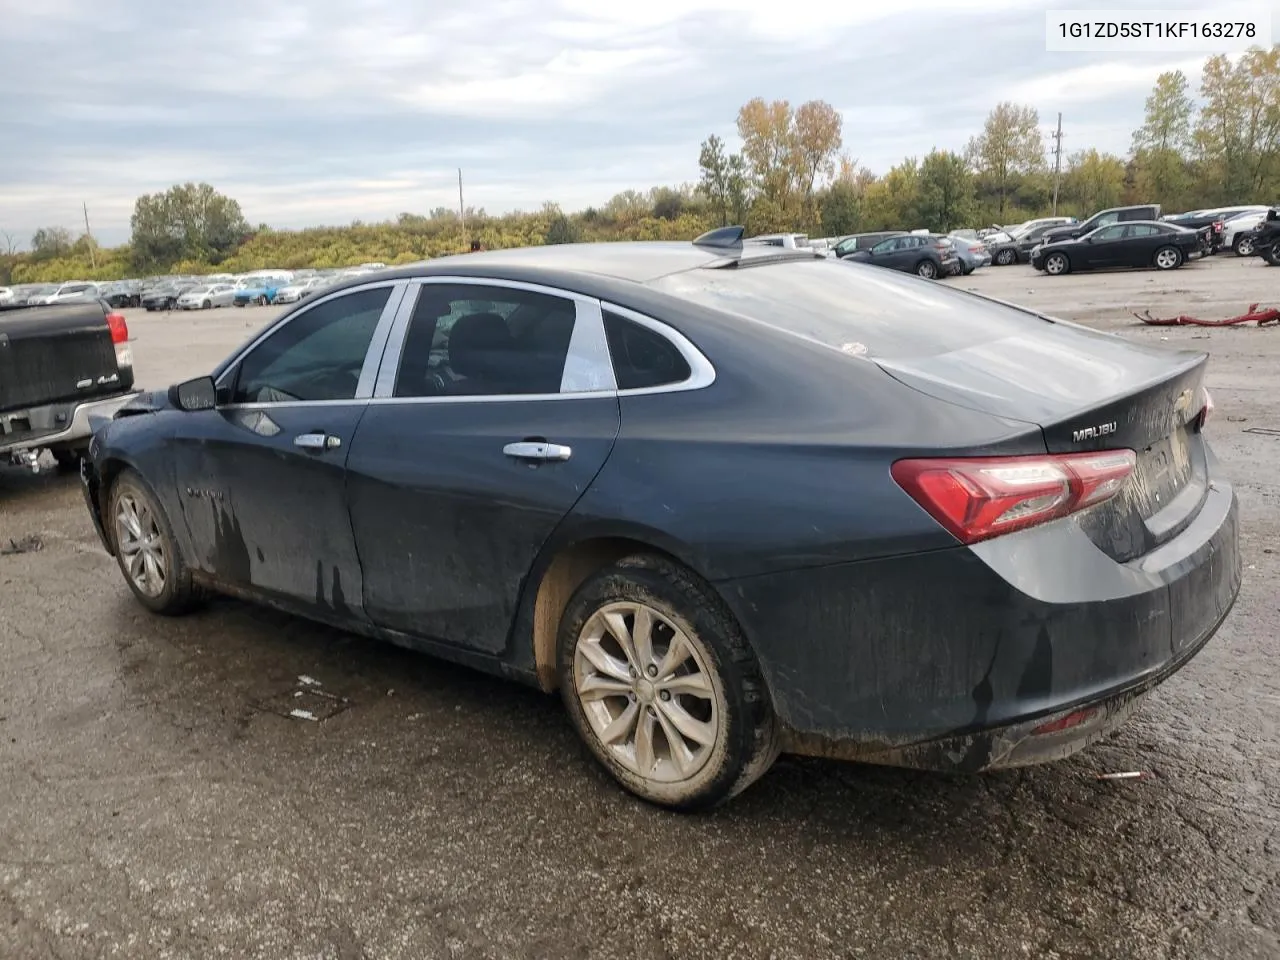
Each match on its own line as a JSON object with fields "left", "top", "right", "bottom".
{"left": 1050, "top": 113, "right": 1065, "bottom": 216}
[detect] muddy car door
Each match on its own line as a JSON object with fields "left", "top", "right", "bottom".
{"left": 171, "top": 282, "right": 404, "bottom": 617}
{"left": 344, "top": 279, "right": 621, "bottom": 655}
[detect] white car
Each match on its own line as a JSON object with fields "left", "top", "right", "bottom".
{"left": 28, "top": 281, "right": 101, "bottom": 305}
{"left": 272, "top": 277, "right": 326, "bottom": 304}
{"left": 1223, "top": 210, "right": 1270, "bottom": 255}
{"left": 175, "top": 283, "right": 237, "bottom": 310}
{"left": 0, "top": 286, "right": 13, "bottom": 303}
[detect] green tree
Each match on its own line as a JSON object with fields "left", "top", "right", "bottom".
{"left": 698, "top": 134, "right": 733, "bottom": 225}
{"left": 860, "top": 159, "right": 921, "bottom": 229}
{"left": 31, "top": 226, "right": 73, "bottom": 260}
{"left": 650, "top": 186, "right": 685, "bottom": 221}
{"left": 916, "top": 150, "right": 974, "bottom": 231}
{"left": 545, "top": 211, "right": 579, "bottom": 244}
{"left": 131, "top": 183, "right": 249, "bottom": 270}
{"left": 819, "top": 180, "right": 861, "bottom": 235}
{"left": 1062, "top": 149, "right": 1127, "bottom": 214}
{"left": 967, "top": 102, "right": 1044, "bottom": 221}
{"left": 1131, "top": 69, "right": 1196, "bottom": 208}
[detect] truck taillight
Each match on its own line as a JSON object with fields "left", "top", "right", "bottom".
{"left": 891, "top": 450, "right": 1137, "bottom": 544}
{"left": 106, "top": 312, "right": 129, "bottom": 343}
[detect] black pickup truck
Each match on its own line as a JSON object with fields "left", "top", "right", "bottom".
{"left": 0, "top": 299, "right": 139, "bottom": 472}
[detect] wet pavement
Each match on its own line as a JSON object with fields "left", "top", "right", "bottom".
{"left": 2, "top": 258, "right": 1279, "bottom": 959}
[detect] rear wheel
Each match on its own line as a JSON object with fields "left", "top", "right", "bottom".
{"left": 1235, "top": 234, "right": 1255, "bottom": 256}
{"left": 108, "top": 470, "right": 199, "bottom": 615}
{"left": 995, "top": 248, "right": 1016, "bottom": 266}
{"left": 1044, "top": 252, "right": 1070, "bottom": 275}
{"left": 202, "top": 299, "right": 211, "bottom": 310}
{"left": 1153, "top": 246, "right": 1183, "bottom": 270}
{"left": 916, "top": 259, "right": 938, "bottom": 279}
{"left": 557, "top": 554, "right": 779, "bottom": 810}
{"left": 256, "top": 295, "right": 268, "bottom": 306}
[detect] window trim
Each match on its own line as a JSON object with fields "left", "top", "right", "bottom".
{"left": 600, "top": 303, "right": 716, "bottom": 396}
{"left": 368, "top": 276, "right": 618, "bottom": 404}
{"left": 214, "top": 279, "right": 407, "bottom": 410}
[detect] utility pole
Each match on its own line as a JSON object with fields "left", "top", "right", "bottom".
{"left": 82, "top": 201, "right": 97, "bottom": 269}
{"left": 458, "top": 169, "right": 468, "bottom": 249}
{"left": 1050, "top": 113, "right": 1064, "bottom": 217}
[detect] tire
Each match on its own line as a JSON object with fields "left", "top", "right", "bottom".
{"left": 107, "top": 469, "right": 199, "bottom": 616}
{"left": 1044, "top": 252, "right": 1070, "bottom": 275}
{"left": 1235, "top": 235, "right": 1255, "bottom": 256}
{"left": 557, "top": 554, "right": 780, "bottom": 811}
{"left": 202, "top": 299, "right": 211, "bottom": 310}
{"left": 257, "top": 295, "right": 268, "bottom": 306}
{"left": 51, "top": 447, "right": 87, "bottom": 471}
{"left": 916, "top": 259, "right": 938, "bottom": 279}
{"left": 995, "top": 248, "right": 1016, "bottom": 266}
{"left": 1153, "top": 246, "right": 1183, "bottom": 271}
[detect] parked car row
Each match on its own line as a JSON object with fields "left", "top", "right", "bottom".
{"left": 0, "top": 266, "right": 386, "bottom": 313}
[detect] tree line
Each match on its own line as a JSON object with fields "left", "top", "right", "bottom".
{"left": 5, "top": 45, "right": 1280, "bottom": 285}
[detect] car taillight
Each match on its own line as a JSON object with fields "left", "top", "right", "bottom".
{"left": 890, "top": 450, "right": 1138, "bottom": 544}
{"left": 106, "top": 312, "right": 128, "bottom": 343}
{"left": 1197, "top": 387, "right": 1214, "bottom": 428}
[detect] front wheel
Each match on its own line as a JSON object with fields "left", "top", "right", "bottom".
{"left": 256, "top": 295, "right": 268, "bottom": 306}
{"left": 557, "top": 554, "right": 779, "bottom": 810}
{"left": 202, "top": 299, "right": 211, "bottom": 310}
{"left": 995, "top": 248, "right": 1016, "bottom": 266}
{"left": 916, "top": 259, "right": 938, "bottom": 279}
{"left": 108, "top": 470, "right": 199, "bottom": 616}
{"left": 1235, "top": 235, "right": 1256, "bottom": 256}
{"left": 1044, "top": 252, "right": 1070, "bottom": 275}
{"left": 1153, "top": 246, "right": 1183, "bottom": 270}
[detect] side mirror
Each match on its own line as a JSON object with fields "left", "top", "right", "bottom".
{"left": 169, "top": 376, "right": 217, "bottom": 412}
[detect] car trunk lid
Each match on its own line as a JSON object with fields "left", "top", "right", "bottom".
{"left": 873, "top": 324, "right": 1209, "bottom": 562}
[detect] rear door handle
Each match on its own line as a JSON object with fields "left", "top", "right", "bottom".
{"left": 503, "top": 441, "right": 572, "bottom": 462}
{"left": 294, "top": 432, "right": 342, "bottom": 451}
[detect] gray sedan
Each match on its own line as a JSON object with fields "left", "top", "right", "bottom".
{"left": 176, "top": 283, "right": 237, "bottom": 310}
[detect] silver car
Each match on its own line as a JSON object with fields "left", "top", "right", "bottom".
{"left": 271, "top": 277, "right": 326, "bottom": 304}
{"left": 175, "top": 283, "right": 237, "bottom": 310}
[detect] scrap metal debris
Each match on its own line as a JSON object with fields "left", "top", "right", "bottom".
{"left": 251, "top": 678, "right": 351, "bottom": 722}
{"left": 1, "top": 534, "right": 43, "bottom": 556}
{"left": 1244, "top": 427, "right": 1280, "bottom": 438}
{"left": 1133, "top": 303, "right": 1280, "bottom": 327}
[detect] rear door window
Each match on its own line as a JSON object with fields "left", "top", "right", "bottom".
{"left": 392, "top": 284, "right": 576, "bottom": 398}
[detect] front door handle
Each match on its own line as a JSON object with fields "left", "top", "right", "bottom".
{"left": 503, "top": 441, "right": 572, "bottom": 462}
{"left": 294, "top": 432, "right": 342, "bottom": 451}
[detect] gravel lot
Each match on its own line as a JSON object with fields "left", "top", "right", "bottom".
{"left": 2, "top": 256, "right": 1279, "bottom": 959}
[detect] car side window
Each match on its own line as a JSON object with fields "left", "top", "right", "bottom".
{"left": 870, "top": 238, "right": 896, "bottom": 255}
{"left": 1095, "top": 212, "right": 1119, "bottom": 227}
{"left": 1094, "top": 225, "right": 1127, "bottom": 241}
{"left": 603, "top": 312, "right": 691, "bottom": 390}
{"left": 232, "top": 286, "right": 391, "bottom": 403}
{"left": 393, "top": 284, "right": 576, "bottom": 398}
{"left": 1126, "top": 224, "right": 1159, "bottom": 237}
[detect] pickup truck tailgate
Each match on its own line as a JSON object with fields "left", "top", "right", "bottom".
{"left": 0, "top": 303, "right": 123, "bottom": 411}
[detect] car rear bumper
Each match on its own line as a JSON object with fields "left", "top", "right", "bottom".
{"left": 0, "top": 391, "right": 141, "bottom": 455}
{"left": 717, "top": 470, "right": 1241, "bottom": 772}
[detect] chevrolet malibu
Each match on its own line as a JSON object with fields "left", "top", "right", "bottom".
{"left": 80, "top": 230, "right": 1241, "bottom": 810}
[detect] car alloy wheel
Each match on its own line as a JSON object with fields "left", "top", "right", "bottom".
{"left": 1045, "top": 252, "right": 1069, "bottom": 275}
{"left": 996, "top": 248, "right": 1016, "bottom": 266}
{"left": 1236, "top": 236, "right": 1255, "bottom": 256}
{"left": 1154, "top": 246, "right": 1182, "bottom": 270}
{"left": 114, "top": 492, "right": 168, "bottom": 599}
{"left": 573, "top": 600, "right": 722, "bottom": 784}
{"left": 202, "top": 300, "right": 211, "bottom": 309}
{"left": 558, "top": 555, "right": 779, "bottom": 809}
{"left": 917, "top": 260, "right": 938, "bottom": 279}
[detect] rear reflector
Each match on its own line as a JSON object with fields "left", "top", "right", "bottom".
{"left": 106, "top": 312, "right": 129, "bottom": 344}
{"left": 891, "top": 449, "right": 1138, "bottom": 544}
{"left": 1031, "top": 707, "right": 1099, "bottom": 736}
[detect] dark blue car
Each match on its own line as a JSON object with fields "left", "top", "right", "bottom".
{"left": 79, "top": 232, "right": 1241, "bottom": 809}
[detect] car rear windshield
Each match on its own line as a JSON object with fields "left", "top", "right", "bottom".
{"left": 650, "top": 259, "right": 1049, "bottom": 359}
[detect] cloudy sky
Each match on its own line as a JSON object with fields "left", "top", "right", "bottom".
{"left": 0, "top": 0, "right": 1273, "bottom": 246}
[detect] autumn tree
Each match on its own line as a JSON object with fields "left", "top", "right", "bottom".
{"left": 1131, "top": 70, "right": 1195, "bottom": 207}
{"left": 1194, "top": 47, "right": 1280, "bottom": 204}
{"left": 734, "top": 97, "right": 843, "bottom": 229}
{"left": 1062, "top": 149, "right": 1127, "bottom": 215}
{"left": 967, "top": 102, "right": 1044, "bottom": 221}
{"left": 131, "top": 183, "right": 249, "bottom": 269}
{"left": 860, "top": 159, "right": 921, "bottom": 229}
{"left": 916, "top": 150, "right": 975, "bottom": 231}
{"left": 31, "top": 226, "right": 73, "bottom": 260}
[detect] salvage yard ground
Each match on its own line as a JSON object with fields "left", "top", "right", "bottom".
{"left": 2, "top": 256, "right": 1279, "bottom": 959}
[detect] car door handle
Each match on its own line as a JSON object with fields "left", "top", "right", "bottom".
{"left": 503, "top": 441, "right": 572, "bottom": 462}
{"left": 294, "top": 432, "right": 341, "bottom": 451}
